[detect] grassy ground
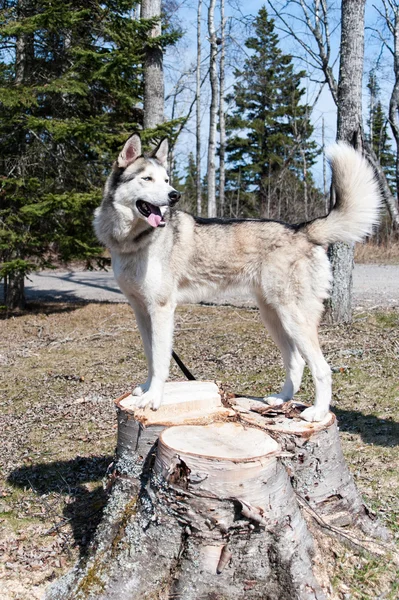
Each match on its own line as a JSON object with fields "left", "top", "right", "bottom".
{"left": 0, "top": 301, "right": 398, "bottom": 599}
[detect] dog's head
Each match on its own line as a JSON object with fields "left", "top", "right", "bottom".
{"left": 108, "top": 133, "right": 181, "bottom": 229}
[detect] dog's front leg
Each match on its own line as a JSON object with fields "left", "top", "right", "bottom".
{"left": 128, "top": 298, "right": 153, "bottom": 397}
{"left": 133, "top": 301, "right": 175, "bottom": 410}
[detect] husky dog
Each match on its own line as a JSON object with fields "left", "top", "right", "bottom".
{"left": 94, "top": 133, "right": 381, "bottom": 422}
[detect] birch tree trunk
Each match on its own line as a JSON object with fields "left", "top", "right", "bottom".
{"left": 388, "top": 3, "right": 399, "bottom": 227}
{"left": 141, "top": 0, "right": 164, "bottom": 131}
{"left": 327, "top": 0, "right": 365, "bottom": 324}
{"left": 196, "top": 0, "right": 202, "bottom": 216}
{"left": 301, "top": 146, "right": 308, "bottom": 221}
{"left": 322, "top": 117, "right": 328, "bottom": 215}
{"left": 207, "top": 0, "right": 218, "bottom": 218}
{"left": 218, "top": 0, "right": 226, "bottom": 217}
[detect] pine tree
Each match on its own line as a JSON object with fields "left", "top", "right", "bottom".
{"left": 225, "top": 6, "right": 319, "bottom": 220}
{"left": 0, "top": 0, "right": 180, "bottom": 309}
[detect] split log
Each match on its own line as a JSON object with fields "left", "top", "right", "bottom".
{"left": 46, "top": 383, "right": 391, "bottom": 600}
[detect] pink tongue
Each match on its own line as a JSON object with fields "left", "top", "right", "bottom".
{"left": 148, "top": 213, "right": 162, "bottom": 228}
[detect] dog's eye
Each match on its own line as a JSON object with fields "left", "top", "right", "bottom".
{"left": 142, "top": 176, "right": 152, "bottom": 181}
{"left": 165, "top": 179, "right": 169, "bottom": 183}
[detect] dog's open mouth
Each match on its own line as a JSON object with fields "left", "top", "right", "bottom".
{"left": 136, "top": 200, "right": 166, "bottom": 228}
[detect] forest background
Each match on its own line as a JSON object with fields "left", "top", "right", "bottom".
{"left": 1, "top": 0, "right": 399, "bottom": 312}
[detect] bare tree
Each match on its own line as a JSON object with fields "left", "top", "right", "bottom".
{"left": 267, "top": 0, "right": 398, "bottom": 323}
{"left": 219, "top": 0, "right": 226, "bottom": 216}
{"left": 196, "top": 0, "right": 203, "bottom": 215}
{"left": 268, "top": 0, "right": 399, "bottom": 229}
{"left": 141, "top": 0, "right": 164, "bottom": 131}
{"left": 322, "top": 116, "right": 328, "bottom": 213}
{"left": 324, "top": 0, "right": 366, "bottom": 323}
{"left": 300, "top": 146, "right": 308, "bottom": 221}
{"left": 207, "top": 0, "right": 218, "bottom": 217}
{"left": 168, "top": 73, "right": 189, "bottom": 184}
{"left": 267, "top": 0, "right": 339, "bottom": 101}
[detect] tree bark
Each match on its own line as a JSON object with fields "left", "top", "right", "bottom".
{"left": 46, "top": 383, "right": 390, "bottom": 600}
{"left": 326, "top": 0, "right": 365, "bottom": 324}
{"left": 196, "top": 0, "right": 203, "bottom": 216}
{"left": 141, "top": 0, "right": 164, "bottom": 131}
{"left": 233, "top": 397, "right": 389, "bottom": 540}
{"left": 3, "top": 271, "right": 26, "bottom": 311}
{"left": 322, "top": 117, "right": 328, "bottom": 215}
{"left": 301, "top": 146, "right": 308, "bottom": 221}
{"left": 207, "top": 0, "right": 218, "bottom": 217}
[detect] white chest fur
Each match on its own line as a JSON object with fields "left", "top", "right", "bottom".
{"left": 111, "top": 250, "right": 166, "bottom": 302}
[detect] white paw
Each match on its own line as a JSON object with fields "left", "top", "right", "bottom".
{"left": 300, "top": 406, "right": 329, "bottom": 423}
{"left": 264, "top": 394, "right": 289, "bottom": 407}
{"left": 134, "top": 390, "right": 162, "bottom": 411}
{"left": 132, "top": 381, "right": 150, "bottom": 396}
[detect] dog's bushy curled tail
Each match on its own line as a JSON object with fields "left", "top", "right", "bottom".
{"left": 304, "top": 142, "right": 382, "bottom": 245}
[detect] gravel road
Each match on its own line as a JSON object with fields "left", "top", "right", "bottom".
{"left": 4, "top": 264, "right": 397, "bottom": 309}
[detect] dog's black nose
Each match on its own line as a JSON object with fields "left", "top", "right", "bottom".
{"left": 168, "top": 190, "right": 181, "bottom": 205}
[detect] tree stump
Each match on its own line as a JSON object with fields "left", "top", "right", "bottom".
{"left": 46, "top": 383, "right": 390, "bottom": 600}
{"left": 233, "top": 397, "right": 389, "bottom": 538}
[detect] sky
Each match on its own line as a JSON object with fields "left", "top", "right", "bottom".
{"left": 163, "top": 0, "right": 395, "bottom": 188}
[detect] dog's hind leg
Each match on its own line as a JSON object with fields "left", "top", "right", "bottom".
{"left": 276, "top": 306, "right": 332, "bottom": 422}
{"left": 257, "top": 299, "right": 305, "bottom": 405}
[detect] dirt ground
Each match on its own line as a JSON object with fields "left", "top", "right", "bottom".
{"left": 0, "top": 301, "right": 398, "bottom": 599}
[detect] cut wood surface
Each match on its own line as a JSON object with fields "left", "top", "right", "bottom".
{"left": 46, "top": 381, "right": 393, "bottom": 600}
{"left": 116, "top": 380, "right": 227, "bottom": 424}
{"left": 155, "top": 422, "right": 281, "bottom": 503}
{"left": 115, "top": 381, "right": 234, "bottom": 464}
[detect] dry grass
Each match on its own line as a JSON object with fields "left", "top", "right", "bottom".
{"left": 0, "top": 301, "right": 398, "bottom": 599}
{"left": 355, "top": 240, "right": 399, "bottom": 264}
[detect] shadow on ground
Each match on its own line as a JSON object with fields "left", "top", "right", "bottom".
{"left": 7, "top": 455, "right": 113, "bottom": 554}
{"left": 334, "top": 408, "right": 399, "bottom": 448}
{"left": 50, "top": 272, "right": 121, "bottom": 296}
{"left": 0, "top": 270, "right": 123, "bottom": 309}
{"left": 0, "top": 301, "right": 89, "bottom": 320}
{"left": 0, "top": 299, "right": 124, "bottom": 319}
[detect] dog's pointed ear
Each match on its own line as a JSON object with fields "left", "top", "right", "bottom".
{"left": 117, "top": 133, "right": 142, "bottom": 168}
{"left": 152, "top": 138, "right": 169, "bottom": 167}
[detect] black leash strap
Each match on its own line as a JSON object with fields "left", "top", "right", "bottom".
{"left": 172, "top": 350, "right": 196, "bottom": 381}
